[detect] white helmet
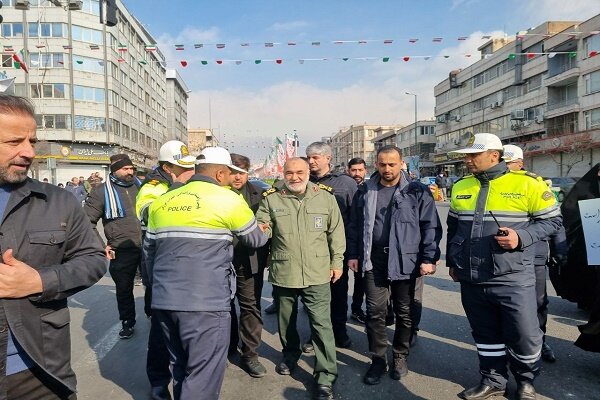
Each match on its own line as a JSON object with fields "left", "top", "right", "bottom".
{"left": 159, "top": 140, "right": 196, "bottom": 169}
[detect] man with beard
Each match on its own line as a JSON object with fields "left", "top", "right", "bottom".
{"left": 0, "top": 94, "right": 106, "bottom": 399}
{"left": 447, "top": 134, "right": 562, "bottom": 400}
{"left": 227, "top": 153, "right": 270, "bottom": 378}
{"left": 347, "top": 145, "right": 441, "bottom": 385}
{"left": 347, "top": 157, "right": 367, "bottom": 185}
{"left": 256, "top": 157, "right": 345, "bottom": 400}
{"left": 85, "top": 153, "right": 142, "bottom": 340}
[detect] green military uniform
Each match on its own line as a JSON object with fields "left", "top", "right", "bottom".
{"left": 256, "top": 181, "right": 346, "bottom": 386}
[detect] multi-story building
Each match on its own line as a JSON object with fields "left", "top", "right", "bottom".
{"left": 330, "top": 124, "right": 401, "bottom": 169}
{"left": 433, "top": 18, "right": 600, "bottom": 177}
{"left": 165, "top": 69, "right": 189, "bottom": 143}
{"left": 372, "top": 121, "right": 436, "bottom": 176}
{"left": 1, "top": 0, "right": 187, "bottom": 184}
{"left": 188, "top": 128, "right": 217, "bottom": 154}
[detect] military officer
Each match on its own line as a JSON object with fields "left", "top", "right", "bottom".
{"left": 256, "top": 157, "right": 346, "bottom": 400}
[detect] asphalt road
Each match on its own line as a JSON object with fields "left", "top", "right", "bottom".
{"left": 69, "top": 204, "right": 600, "bottom": 400}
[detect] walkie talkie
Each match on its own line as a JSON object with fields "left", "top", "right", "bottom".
{"left": 489, "top": 211, "right": 508, "bottom": 236}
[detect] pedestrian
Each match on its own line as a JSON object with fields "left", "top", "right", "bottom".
{"left": 42, "top": 177, "right": 49, "bottom": 183}
{"left": 256, "top": 157, "right": 345, "bottom": 400}
{"left": 57, "top": 182, "right": 64, "bottom": 188}
{"left": 84, "top": 153, "right": 142, "bottom": 340}
{"left": 347, "top": 145, "right": 442, "bottom": 385}
{"left": 435, "top": 171, "right": 447, "bottom": 201}
{"left": 503, "top": 144, "right": 561, "bottom": 363}
{"left": 0, "top": 93, "right": 106, "bottom": 399}
{"left": 347, "top": 157, "right": 368, "bottom": 324}
{"left": 447, "top": 133, "right": 562, "bottom": 400}
{"left": 79, "top": 175, "right": 91, "bottom": 193}
{"left": 144, "top": 146, "right": 267, "bottom": 400}
{"left": 136, "top": 140, "right": 196, "bottom": 400}
{"left": 227, "top": 153, "right": 270, "bottom": 378}
{"left": 66, "top": 176, "right": 87, "bottom": 205}
{"left": 305, "top": 141, "right": 357, "bottom": 350}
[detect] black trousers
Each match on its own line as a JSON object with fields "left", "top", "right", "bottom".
{"left": 412, "top": 276, "right": 424, "bottom": 331}
{"left": 330, "top": 264, "right": 350, "bottom": 340}
{"left": 365, "top": 250, "right": 416, "bottom": 360}
{"left": 534, "top": 263, "right": 549, "bottom": 338}
{"left": 230, "top": 264, "right": 265, "bottom": 362}
{"left": 109, "top": 247, "right": 140, "bottom": 324}
{"left": 351, "top": 268, "right": 365, "bottom": 314}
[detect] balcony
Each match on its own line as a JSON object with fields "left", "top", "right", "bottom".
{"left": 545, "top": 63, "right": 579, "bottom": 87}
{"left": 545, "top": 97, "right": 580, "bottom": 118}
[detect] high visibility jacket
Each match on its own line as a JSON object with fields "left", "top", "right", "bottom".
{"left": 144, "top": 175, "right": 268, "bottom": 311}
{"left": 446, "top": 162, "right": 562, "bottom": 285}
{"left": 135, "top": 168, "right": 172, "bottom": 227}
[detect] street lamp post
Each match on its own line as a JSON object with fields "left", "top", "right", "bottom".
{"left": 405, "top": 92, "right": 418, "bottom": 157}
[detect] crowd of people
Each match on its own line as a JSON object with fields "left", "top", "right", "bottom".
{"left": 0, "top": 92, "right": 598, "bottom": 400}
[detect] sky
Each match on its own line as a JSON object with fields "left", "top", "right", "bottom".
{"left": 124, "top": 0, "right": 600, "bottom": 160}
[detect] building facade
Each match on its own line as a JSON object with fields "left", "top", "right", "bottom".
{"left": 187, "top": 128, "right": 217, "bottom": 154}
{"left": 165, "top": 69, "right": 188, "bottom": 143}
{"left": 1, "top": 0, "right": 187, "bottom": 184}
{"left": 434, "top": 18, "right": 600, "bottom": 177}
{"left": 330, "top": 124, "right": 401, "bottom": 169}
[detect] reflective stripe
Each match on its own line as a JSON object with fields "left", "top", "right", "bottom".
{"left": 507, "top": 347, "right": 541, "bottom": 363}
{"left": 532, "top": 205, "right": 561, "bottom": 218}
{"left": 478, "top": 350, "right": 507, "bottom": 357}
{"left": 476, "top": 343, "right": 505, "bottom": 349}
{"left": 154, "top": 226, "right": 232, "bottom": 235}
{"left": 153, "top": 231, "right": 233, "bottom": 241}
{"left": 233, "top": 218, "right": 258, "bottom": 236}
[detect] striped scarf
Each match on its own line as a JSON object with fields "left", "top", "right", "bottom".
{"left": 103, "top": 174, "right": 141, "bottom": 219}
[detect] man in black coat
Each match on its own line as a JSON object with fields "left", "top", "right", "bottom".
{"left": 228, "top": 154, "right": 270, "bottom": 377}
{"left": 0, "top": 94, "right": 106, "bottom": 399}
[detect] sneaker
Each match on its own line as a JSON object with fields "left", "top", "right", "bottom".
{"left": 119, "top": 325, "right": 134, "bottom": 339}
{"left": 242, "top": 359, "right": 267, "bottom": 378}
{"left": 541, "top": 342, "right": 556, "bottom": 363}
{"left": 264, "top": 303, "right": 277, "bottom": 315}
{"left": 390, "top": 354, "right": 408, "bottom": 380}
{"left": 363, "top": 357, "right": 387, "bottom": 385}
{"left": 134, "top": 276, "right": 143, "bottom": 286}
{"left": 351, "top": 310, "right": 366, "bottom": 324}
{"left": 302, "top": 343, "right": 314, "bottom": 353}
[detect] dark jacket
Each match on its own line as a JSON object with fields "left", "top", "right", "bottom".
{"left": 84, "top": 178, "right": 142, "bottom": 249}
{"left": 232, "top": 182, "right": 269, "bottom": 275}
{"left": 0, "top": 178, "right": 106, "bottom": 393}
{"left": 347, "top": 172, "right": 442, "bottom": 280}
{"left": 66, "top": 184, "right": 87, "bottom": 204}
{"left": 310, "top": 170, "right": 357, "bottom": 227}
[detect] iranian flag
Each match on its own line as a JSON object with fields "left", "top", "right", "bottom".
{"left": 285, "top": 136, "right": 295, "bottom": 159}
{"left": 275, "top": 137, "right": 286, "bottom": 174}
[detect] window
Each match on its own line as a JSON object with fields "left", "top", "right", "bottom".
{"left": 72, "top": 25, "right": 102, "bottom": 44}
{"left": 73, "top": 56, "right": 104, "bottom": 73}
{"left": 122, "top": 124, "right": 130, "bottom": 140}
{"left": 81, "top": 0, "right": 100, "bottom": 15}
{"left": 34, "top": 114, "right": 70, "bottom": 130}
{"left": 131, "top": 129, "right": 138, "bottom": 143}
{"left": 584, "top": 70, "right": 600, "bottom": 94}
{"left": 110, "top": 119, "right": 121, "bottom": 135}
{"left": 74, "top": 115, "right": 105, "bottom": 131}
{"left": 2, "top": 23, "right": 24, "bottom": 38}
{"left": 74, "top": 85, "right": 105, "bottom": 102}
{"left": 30, "top": 53, "right": 64, "bottom": 68}
{"left": 31, "top": 84, "right": 66, "bottom": 99}
{"left": 584, "top": 108, "right": 600, "bottom": 129}
{"left": 1, "top": 54, "right": 14, "bottom": 68}
{"left": 584, "top": 34, "right": 600, "bottom": 56}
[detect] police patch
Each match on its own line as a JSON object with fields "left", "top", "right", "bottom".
{"left": 314, "top": 216, "right": 324, "bottom": 229}
{"left": 456, "top": 194, "right": 472, "bottom": 199}
{"left": 262, "top": 188, "right": 277, "bottom": 197}
{"left": 542, "top": 191, "right": 554, "bottom": 201}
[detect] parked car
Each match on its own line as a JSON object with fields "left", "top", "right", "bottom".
{"left": 420, "top": 176, "right": 436, "bottom": 185}
{"left": 546, "top": 177, "right": 577, "bottom": 202}
{"left": 249, "top": 178, "right": 272, "bottom": 191}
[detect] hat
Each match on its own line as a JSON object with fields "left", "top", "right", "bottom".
{"left": 451, "top": 133, "right": 504, "bottom": 154}
{"left": 502, "top": 144, "right": 524, "bottom": 162}
{"left": 110, "top": 154, "right": 134, "bottom": 173}
{"left": 159, "top": 140, "right": 196, "bottom": 169}
{"left": 196, "top": 147, "right": 247, "bottom": 173}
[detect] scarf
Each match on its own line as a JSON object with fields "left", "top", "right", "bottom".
{"left": 103, "top": 174, "right": 141, "bottom": 219}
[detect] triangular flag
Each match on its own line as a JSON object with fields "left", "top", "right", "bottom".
{"left": 333, "top": 41, "right": 344, "bottom": 45}
{"left": 443, "top": 55, "right": 450, "bottom": 58}
{"left": 508, "top": 53, "right": 516, "bottom": 59}
{"left": 590, "top": 51, "right": 598, "bottom": 57}
{"left": 117, "top": 57, "right": 125, "bottom": 62}
{"left": 408, "top": 38, "right": 418, "bottom": 43}
{"left": 432, "top": 37, "right": 443, "bottom": 42}
{"left": 358, "top": 40, "right": 368, "bottom": 44}
{"left": 180, "top": 61, "right": 188, "bottom": 67}
{"left": 287, "top": 42, "right": 296, "bottom": 46}
{"left": 590, "top": 31, "right": 600, "bottom": 35}
{"left": 98, "top": 61, "right": 105, "bottom": 66}
{"left": 240, "top": 43, "right": 250, "bottom": 47}
{"left": 4, "top": 46, "right": 14, "bottom": 53}
{"left": 235, "top": 61, "right": 242, "bottom": 65}
{"left": 216, "top": 44, "right": 225, "bottom": 49}
{"left": 62, "top": 45, "right": 73, "bottom": 50}
{"left": 275, "top": 59, "right": 282, "bottom": 64}
{"left": 527, "top": 52, "right": 535, "bottom": 59}
{"left": 382, "top": 57, "right": 390, "bottom": 62}
{"left": 194, "top": 44, "right": 203, "bottom": 49}
{"left": 311, "top": 42, "right": 320, "bottom": 46}
{"left": 254, "top": 60, "right": 262, "bottom": 64}
{"left": 402, "top": 56, "right": 409, "bottom": 62}
{"left": 568, "top": 51, "right": 577, "bottom": 58}
{"left": 482, "top": 35, "right": 492, "bottom": 40}
{"left": 35, "top": 44, "right": 46, "bottom": 49}
{"left": 216, "top": 60, "right": 223, "bottom": 64}
{"left": 145, "top": 45, "right": 157, "bottom": 52}
{"left": 423, "top": 56, "right": 431, "bottom": 60}
{"left": 342, "top": 58, "right": 349, "bottom": 61}
{"left": 175, "top": 44, "right": 184, "bottom": 50}
{"left": 548, "top": 52, "right": 557, "bottom": 58}
{"left": 383, "top": 39, "right": 393, "bottom": 44}
{"left": 465, "top": 54, "right": 472, "bottom": 57}
{"left": 298, "top": 59, "right": 305, "bottom": 64}
{"left": 201, "top": 60, "right": 208, "bottom": 65}
{"left": 265, "top": 42, "right": 274, "bottom": 47}
{"left": 117, "top": 44, "right": 127, "bottom": 52}
{"left": 138, "top": 60, "right": 147, "bottom": 65}
{"left": 76, "top": 60, "right": 84, "bottom": 64}
{"left": 458, "top": 36, "right": 468, "bottom": 41}
{"left": 89, "top": 44, "right": 100, "bottom": 50}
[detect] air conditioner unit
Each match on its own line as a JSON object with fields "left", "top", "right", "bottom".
{"left": 510, "top": 109, "right": 525, "bottom": 120}
{"left": 495, "top": 101, "right": 503, "bottom": 107}
{"left": 490, "top": 103, "right": 496, "bottom": 109}
{"left": 454, "top": 115, "right": 461, "bottom": 122}
{"left": 14, "top": 0, "right": 30, "bottom": 10}
{"left": 436, "top": 115, "right": 447, "bottom": 123}
{"left": 534, "top": 115, "right": 544, "bottom": 124}
{"left": 68, "top": 0, "right": 83, "bottom": 10}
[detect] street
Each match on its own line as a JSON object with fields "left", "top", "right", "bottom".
{"left": 70, "top": 204, "right": 600, "bottom": 400}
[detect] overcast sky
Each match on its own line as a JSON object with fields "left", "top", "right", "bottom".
{"left": 125, "top": 0, "right": 600, "bottom": 160}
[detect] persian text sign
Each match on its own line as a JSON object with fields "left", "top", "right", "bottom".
{"left": 579, "top": 198, "right": 600, "bottom": 265}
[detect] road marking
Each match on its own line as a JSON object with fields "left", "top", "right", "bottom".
{"left": 73, "top": 322, "right": 122, "bottom": 369}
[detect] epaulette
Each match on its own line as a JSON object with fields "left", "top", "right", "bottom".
{"left": 317, "top": 183, "right": 334, "bottom": 193}
{"left": 453, "top": 174, "right": 472, "bottom": 185}
{"left": 511, "top": 170, "right": 543, "bottom": 181}
{"left": 262, "top": 187, "right": 278, "bottom": 197}
{"left": 147, "top": 179, "right": 160, "bottom": 186}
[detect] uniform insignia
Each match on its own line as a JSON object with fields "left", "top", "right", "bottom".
{"left": 262, "top": 187, "right": 277, "bottom": 197}
{"left": 542, "top": 191, "right": 554, "bottom": 201}
{"left": 456, "top": 194, "right": 472, "bottom": 199}
{"left": 148, "top": 179, "right": 160, "bottom": 186}
{"left": 318, "top": 183, "right": 334, "bottom": 193}
{"left": 524, "top": 171, "right": 541, "bottom": 179}
{"left": 467, "top": 135, "right": 476, "bottom": 146}
{"left": 314, "top": 216, "right": 323, "bottom": 229}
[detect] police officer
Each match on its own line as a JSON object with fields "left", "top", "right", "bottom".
{"left": 347, "top": 145, "right": 442, "bottom": 384}
{"left": 256, "top": 157, "right": 346, "bottom": 400}
{"left": 144, "top": 147, "right": 268, "bottom": 400}
{"left": 136, "top": 140, "right": 195, "bottom": 400}
{"left": 447, "top": 134, "right": 562, "bottom": 400}
{"left": 306, "top": 141, "right": 357, "bottom": 350}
